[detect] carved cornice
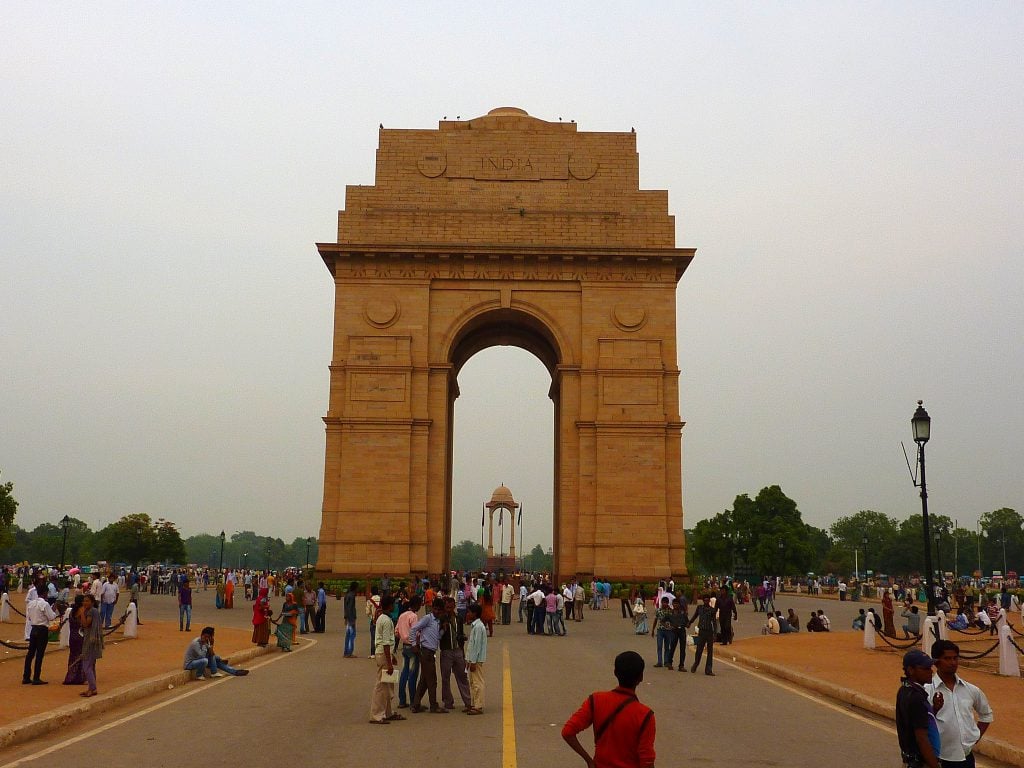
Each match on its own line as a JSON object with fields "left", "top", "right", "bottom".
{"left": 317, "top": 243, "right": 694, "bottom": 283}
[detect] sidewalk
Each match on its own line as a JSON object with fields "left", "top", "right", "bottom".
{"left": 0, "top": 619, "right": 269, "bottom": 748}
{"left": 730, "top": 620, "right": 1024, "bottom": 767}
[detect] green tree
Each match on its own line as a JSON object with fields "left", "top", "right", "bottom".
{"left": 450, "top": 539, "right": 486, "bottom": 572}
{"left": 829, "top": 510, "right": 899, "bottom": 574}
{"left": 152, "top": 518, "right": 187, "bottom": 564}
{"left": 979, "top": 507, "right": 1023, "bottom": 575}
{"left": 522, "top": 544, "right": 552, "bottom": 574}
{"left": 0, "top": 470, "right": 18, "bottom": 550}
{"left": 26, "top": 522, "right": 63, "bottom": 565}
{"left": 62, "top": 517, "right": 95, "bottom": 566}
{"left": 697, "top": 485, "right": 815, "bottom": 577}
{"left": 99, "top": 513, "right": 157, "bottom": 567}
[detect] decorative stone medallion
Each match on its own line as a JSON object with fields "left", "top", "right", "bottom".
{"left": 611, "top": 303, "right": 647, "bottom": 332}
{"left": 364, "top": 296, "right": 400, "bottom": 328}
{"left": 569, "top": 154, "right": 598, "bottom": 180}
{"left": 416, "top": 152, "right": 447, "bottom": 178}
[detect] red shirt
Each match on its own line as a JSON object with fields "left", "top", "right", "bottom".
{"left": 562, "top": 687, "right": 656, "bottom": 768}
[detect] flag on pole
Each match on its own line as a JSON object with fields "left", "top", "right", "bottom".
{"left": 481, "top": 503, "right": 485, "bottom": 528}
{"left": 518, "top": 503, "right": 522, "bottom": 525}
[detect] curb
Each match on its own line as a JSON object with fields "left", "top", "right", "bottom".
{"left": 0, "top": 644, "right": 272, "bottom": 751}
{"left": 728, "top": 649, "right": 1024, "bottom": 768}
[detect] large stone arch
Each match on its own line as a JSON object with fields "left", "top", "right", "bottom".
{"left": 315, "top": 107, "right": 694, "bottom": 582}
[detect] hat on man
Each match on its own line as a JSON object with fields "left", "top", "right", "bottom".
{"left": 902, "top": 649, "right": 934, "bottom": 669}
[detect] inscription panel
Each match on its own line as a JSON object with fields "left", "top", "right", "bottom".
{"left": 348, "top": 336, "right": 411, "bottom": 366}
{"left": 349, "top": 372, "right": 407, "bottom": 402}
{"left": 598, "top": 339, "right": 662, "bottom": 369}
{"left": 601, "top": 375, "right": 660, "bottom": 405}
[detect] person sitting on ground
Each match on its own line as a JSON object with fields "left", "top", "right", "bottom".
{"left": 786, "top": 608, "right": 800, "bottom": 632}
{"left": 764, "top": 612, "right": 780, "bottom": 635}
{"left": 853, "top": 608, "right": 867, "bottom": 630}
{"left": 946, "top": 610, "right": 969, "bottom": 631}
{"left": 183, "top": 626, "right": 250, "bottom": 679}
{"left": 807, "top": 610, "right": 831, "bottom": 632}
{"left": 902, "top": 605, "right": 922, "bottom": 638}
{"left": 775, "top": 611, "right": 796, "bottom": 633}
{"left": 973, "top": 604, "right": 992, "bottom": 632}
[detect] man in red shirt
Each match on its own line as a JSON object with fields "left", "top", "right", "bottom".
{"left": 561, "top": 651, "right": 656, "bottom": 768}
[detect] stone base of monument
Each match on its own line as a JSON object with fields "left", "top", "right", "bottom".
{"left": 484, "top": 555, "right": 517, "bottom": 574}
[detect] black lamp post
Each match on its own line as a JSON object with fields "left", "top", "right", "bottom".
{"left": 777, "top": 539, "right": 785, "bottom": 577}
{"left": 861, "top": 532, "right": 869, "bottom": 578}
{"left": 243, "top": 552, "right": 248, "bottom": 570}
{"left": 135, "top": 525, "right": 145, "bottom": 569}
{"left": 912, "top": 400, "right": 936, "bottom": 616}
{"left": 306, "top": 537, "right": 314, "bottom": 569}
{"left": 934, "top": 530, "right": 943, "bottom": 586}
{"left": 266, "top": 546, "right": 272, "bottom": 571}
{"left": 1000, "top": 528, "right": 1007, "bottom": 576}
{"left": 218, "top": 530, "right": 226, "bottom": 578}
{"left": 59, "top": 515, "right": 71, "bottom": 572}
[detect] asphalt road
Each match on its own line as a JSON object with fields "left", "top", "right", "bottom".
{"left": 0, "top": 588, "right": 1006, "bottom": 768}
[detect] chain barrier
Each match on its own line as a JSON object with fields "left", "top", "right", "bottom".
{"left": 957, "top": 641, "right": 1000, "bottom": 660}
{"left": 1009, "top": 622, "right": 1024, "bottom": 639}
{"left": 1010, "top": 635, "right": 1024, "bottom": 657}
{"left": 102, "top": 610, "right": 130, "bottom": 637}
{"left": 875, "top": 631, "right": 923, "bottom": 651}
{"left": 0, "top": 638, "right": 30, "bottom": 650}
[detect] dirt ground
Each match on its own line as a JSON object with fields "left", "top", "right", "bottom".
{"left": 731, "top": 614, "right": 1024, "bottom": 755}
{"left": 0, "top": 619, "right": 255, "bottom": 727}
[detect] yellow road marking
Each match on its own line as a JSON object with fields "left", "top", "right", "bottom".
{"left": 503, "top": 643, "right": 517, "bottom": 768}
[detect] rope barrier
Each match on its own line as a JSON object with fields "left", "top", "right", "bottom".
{"left": 0, "top": 638, "right": 30, "bottom": 650}
{"left": 957, "top": 641, "right": 1000, "bottom": 660}
{"left": 102, "top": 610, "right": 130, "bottom": 637}
{"left": 1010, "top": 635, "right": 1024, "bottom": 657}
{"left": 875, "top": 631, "right": 923, "bottom": 651}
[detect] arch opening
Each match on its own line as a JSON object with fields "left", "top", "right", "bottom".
{"left": 445, "top": 309, "right": 561, "bottom": 576}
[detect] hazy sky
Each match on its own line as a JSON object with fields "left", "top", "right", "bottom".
{"left": 3, "top": 5, "right": 1022, "bottom": 556}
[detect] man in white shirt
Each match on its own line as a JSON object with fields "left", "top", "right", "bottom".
{"left": 500, "top": 581, "right": 514, "bottom": 625}
{"left": 465, "top": 603, "right": 488, "bottom": 715}
{"left": 517, "top": 583, "right": 528, "bottom": 623}
{"left": 100, "top": 578, "right": 119, "bottom": 628}
{"left": 23, "top": 580, "right": 57, "bottom": 685}
{"left": 369, "top": 594, "right": 399, "bottom": 725}
{"left": 926, "top": 640, "right": 993, "bottom": 767}
{"left": 526, "top": 586, "right": 546, "bottom": 635}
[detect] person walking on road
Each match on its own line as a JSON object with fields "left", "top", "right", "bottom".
{"left": 343, "top": 581, "right": 358, "bottom": 658}
{"left": 410, "top": 597, "right": 448, "bottom": 713}
{"left": 369, "top": 593, "right": 403, "bottom": 725}
{"left": 561, "top": 650, "right": 656, "bottom": 768}
{"left": 79, "top": 593, "right": 103, "bottom": 697}
{"left": 465, "top": 603, "right": 487, "bottom": 715}
{"left": 926, "top": 640, "right": 993, "bottom": 768}
{"left": 689, "top": 592, "right": 717, "bottom": 675}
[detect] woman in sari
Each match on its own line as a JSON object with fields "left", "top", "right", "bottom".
{"left": 274, "top": 593, "right": 298, "bottom": 651}
{"left": 79, "top": 593, "right": 103, "bottom": 697}
{"left": 215, "top": 578, "right": 225, "bottom": 609}
{"left": 63, "top": 594, "right": 86, "bottom": 685}
{"left": 252, "top": 588, "right": 272, "bottom": 647}
{"left": 881, "top": 589, "right": 896, "bottom": 637}
{"left": 224, "top": 577, "right": 235, "bottom": 609}
{"left": 480, "top": 586, "right": 496, "bottom": 637}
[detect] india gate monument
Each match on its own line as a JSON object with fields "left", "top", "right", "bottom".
{"left": 314, "top": 107, "right": 694, "bottom": 582}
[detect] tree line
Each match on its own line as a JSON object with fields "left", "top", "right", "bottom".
{"left": 687, "top": 485, "right": 1023, "bottom": 579}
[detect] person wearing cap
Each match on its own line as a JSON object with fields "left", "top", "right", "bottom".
{"left": 925, "top": 640, "right": 993, "bottom": 768}
{"left": 183, "top": 627, "right": 250, "bottom": 679}
{"left": 896, "top": 649, "right": 942, "bottom": 768}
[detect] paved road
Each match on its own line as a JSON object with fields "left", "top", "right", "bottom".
{"left": 1, "top": 589, "right": 1004, "bottom": 768}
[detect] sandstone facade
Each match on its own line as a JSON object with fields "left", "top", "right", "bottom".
{"left": 315, "top": 107, "right": 694, "bottom": 582}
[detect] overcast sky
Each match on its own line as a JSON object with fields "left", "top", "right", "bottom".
{"left": 3, "top": 4, "right": 1021, "bottom": 556}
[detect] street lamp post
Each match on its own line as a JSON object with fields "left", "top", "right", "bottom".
{"left": 861, "top": 532, "right": 869, "bottom": 579}
{"left": 911, "top": 401, "right": 937, "bottom": 616}
{"left": 136, "top": 525, "right": 145, "bottom": 569}
{"left": 218, "top": 530, "right": 226, "bottom": 578}
{"left": 934, "top": 531, "right": 943, "bottom": 587}
{"left": 59, "top": 515, "right": 71, "bottom": 572}
{"left": 266, "top": 546, "right": 272, "bottom": 571}
{"left": 243, "top": 552, "right": 248, "bottom": 570}
{"left": 1001, "top": 527, "right": 1007, "bottom": 576}
{"left": 306, "top": 537, "right": 314, "bottom": 570}
{"left": 777, "top": 539, "right": 785, "bottom": 577}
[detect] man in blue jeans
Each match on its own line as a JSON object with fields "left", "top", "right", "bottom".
{"left": 183, "top": 627, "right": 250, "bottom": 679}
{"left": 343, "top": 582, "right": 358, "bottom": 658}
